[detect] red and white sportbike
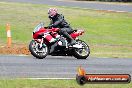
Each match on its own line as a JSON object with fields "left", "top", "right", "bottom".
{"left": 29, "top": 23, "right": 90, "bottom": 59}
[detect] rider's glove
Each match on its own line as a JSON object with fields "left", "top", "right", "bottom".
{"left": 48, "top": 24, "right": 54, "bottom": 28}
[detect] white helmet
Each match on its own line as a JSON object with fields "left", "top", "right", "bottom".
{"left": 48, "top": 8, "right": 58, "bottom": 17}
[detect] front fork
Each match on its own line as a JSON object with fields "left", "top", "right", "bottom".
{"left": 35, "top": 38, "right": 46, "bottom": 48}
{"left": 40, "top": 38, "right": 43, "bottom": 48}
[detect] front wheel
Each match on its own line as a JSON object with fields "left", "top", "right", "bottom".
{"left": 73, "top": 40, "right": 90, "bottom": 59}
{"left": 29, "top": 40, "right": 49, "bottom": 59}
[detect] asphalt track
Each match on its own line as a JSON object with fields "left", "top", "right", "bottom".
{"left": 0, "top": 0, "right": 132, "bottom": 12}
{"left": 0, "top": 55, "right": 131, "bottom": 78}
{"left": 0, "top": 0, "right": 131, "bottom": 78}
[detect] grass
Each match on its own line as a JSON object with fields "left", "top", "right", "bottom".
{"left": 0, "top": 2, "right": 132, "bottom": 58}
{"left": 0, "top": 2, "right": 131, "bottom": 87}
{"left": 0, "top": 79, "right": 131, "bottom": 88}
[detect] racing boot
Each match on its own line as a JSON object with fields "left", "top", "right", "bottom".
{"left": 62, "top": 31, "right": 76, "bottom": 45}
{"left": 70, "top": 38, "right": 76, "bottom": 45}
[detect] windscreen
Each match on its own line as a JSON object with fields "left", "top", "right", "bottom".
{"left": 33, "top": 22, "right": 44, "bottom": 33}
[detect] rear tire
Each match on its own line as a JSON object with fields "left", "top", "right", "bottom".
{"left": 29, "top": 40, "right": 49, "bottom": 59}
{"left": 73, "top": 40, "right": 90, "bottom": 59}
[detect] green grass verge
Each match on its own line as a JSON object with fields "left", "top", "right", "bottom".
{"left": 0, "top": 79, "right": 131, "bottom": 88}
{"left": 0, "top": 2, "right": 132, "bottom": 58}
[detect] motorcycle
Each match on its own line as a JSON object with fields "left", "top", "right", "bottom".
{"left": 29, "top": 22, "right": 90, "bottom": 59}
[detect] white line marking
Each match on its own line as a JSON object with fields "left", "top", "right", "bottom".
{"left": 99, "top": 9, "right": 126, "bottom": 13}
{"left": 27, "top": 78, "right": 75, "bottom": 80}
{"left": 18, "top": 54, "right": 29, "bottom": 56}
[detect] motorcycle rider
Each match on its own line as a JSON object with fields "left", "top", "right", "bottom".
{"left": 48, "top": 8, "right": 76, "bottom": 45}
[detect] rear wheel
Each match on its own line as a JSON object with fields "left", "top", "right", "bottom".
{"left": 29, "top": 40, "right": 49, "bottom": 59}
{"left": 73, "top": 40, "right": 90, "bottom": 59}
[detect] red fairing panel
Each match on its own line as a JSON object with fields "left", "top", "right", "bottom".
{"left": 33, "top": 28, "right": 47, "bottom": 39}
{"left": 70, "top": 30, "right": 84, "bottom": 39}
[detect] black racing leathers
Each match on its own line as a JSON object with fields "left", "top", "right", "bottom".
{"left": 49, "top": 14, "right": 69, "bottom": 28}
{"left": 49, "top": 14, "right": 75, "bottom": 45}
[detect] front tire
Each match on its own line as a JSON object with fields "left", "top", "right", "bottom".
{"left": 29, "top": 40, "right": 49, "bottom": 59}
{"left": 73, "top": 40, "right": 90, "bottom": 59}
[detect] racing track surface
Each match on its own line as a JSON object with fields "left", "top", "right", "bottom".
{"left": 0, "top": 0, "right": 132, "bottom": 12}
{"left": 0, "top": 0, "right": 131, "bottom": 78}
{"left": 0, "top": 55, "right": 131, "bottom": 78}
